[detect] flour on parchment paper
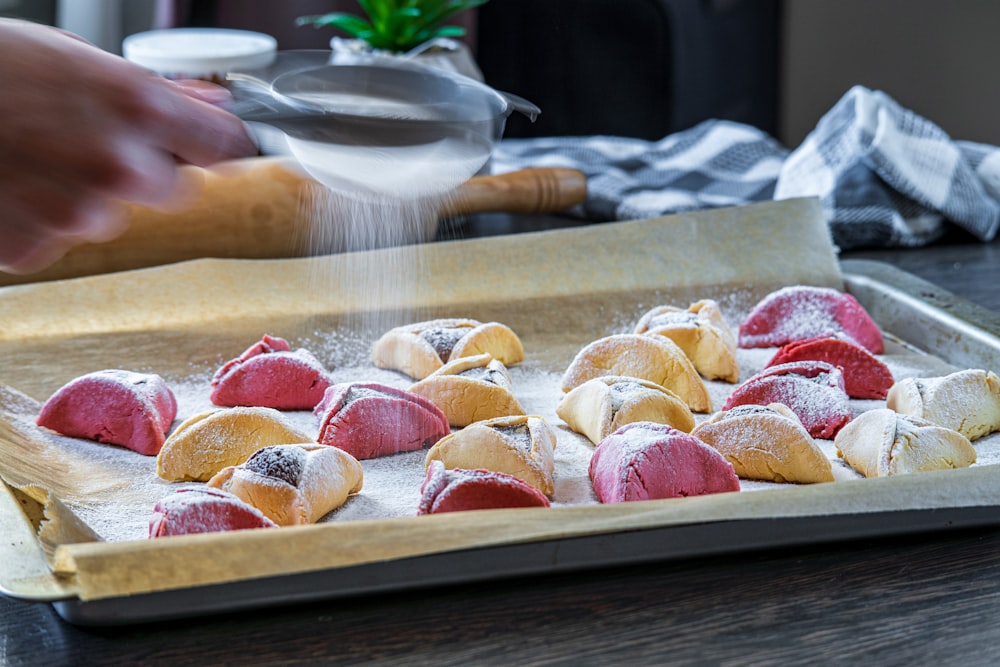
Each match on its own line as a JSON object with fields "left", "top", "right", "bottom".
{"left": 7, "top": 336, "right": 1000, "bottom": 543}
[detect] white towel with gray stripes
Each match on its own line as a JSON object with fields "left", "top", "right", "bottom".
{"left": 491, "top": 85, "right": 1000, "bottom": 249}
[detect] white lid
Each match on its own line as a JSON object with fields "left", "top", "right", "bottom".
{"left": 122, "top": 28, "right": 277, "bottom": 78}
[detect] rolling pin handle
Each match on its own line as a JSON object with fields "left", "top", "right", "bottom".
{"left": 442, "top": 167, "right": 588, "bottom": 217}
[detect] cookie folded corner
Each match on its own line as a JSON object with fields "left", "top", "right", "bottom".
{"left": 36, "top": 369, "right": 177, "bottom": 456}
{"left": 424, "top": 414, "right": 557, "bottom": 496}
{"left": 634, "top": 299, "right": 739, "bottom": 383}
{"left": 209, "top": 334, "right": 334, "bottom": 410}
{"left": 149, "top": 486, "right": 278, "bottom": 538}
{"left": 372, "top": 318, "right": 524, "bottom": 380}
{"left": 887, "top": 369, "right": 1000, "bottom": 441}
{"left": 692, "top": 403, "right": 834, "bottom": 484}
{"left": 556, "top": 375, "right": 695, "bottom": 445}
{"left": 834, "top": 408, "right": 976, "bottom": 477}
{"left": 207, "top": 443, "right": 363, "bottom": 526}
{"left": 156, "top": 406, "right": 314, "bottom": 482}
{"left": 739, "top": 285, "right": 883, "bottom": 353}
{"left": 560, "top": 334, "right": 711, "bottom": 413}
{"left": 589, "top": 421, "right": 739, "bottom": 503}
{"left": 408, "top": 353, "right": 525, "bottom": 427}
{"left": 417, "top": 460, "right": 550, "bottom": 514}
{"left": 314, "top": 382, "right": 450, "bottom": 459}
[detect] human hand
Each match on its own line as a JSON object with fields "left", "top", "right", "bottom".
{"left": 0, "top": 19, "right": 258, "bottom": 274}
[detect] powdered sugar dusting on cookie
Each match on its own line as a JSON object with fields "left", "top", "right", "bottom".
{"left": 648, "top": 311, "right": 698, "bottom": 328}
{"left": 418, "top": 464, "right": 549, "bottom": 514}
{"left": 37, "top": 370, "right": 177, "bottom": 444}
{"left": 724, "top": 375, "right": 851, "bottom": 440}
{"left": 150, "top": 486, "right": 277, "bottom": 537}
{"left": 738, "top": 285, "right": 882, "bottom": 352}
{"left": 601, "top": 423, "right": 675, "bottom": 462}
{"left": 590, "top": 422, "right": 738, "bottom": 502}
{"left": 12, "top": 310, "right": 1000, "bottom": 542}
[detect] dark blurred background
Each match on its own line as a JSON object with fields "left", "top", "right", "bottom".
{"left": 4, "top": 1, "right": 1000, "bottom": 147}
{"left": 159, "top": 0, "right": 784, "bottom": 141}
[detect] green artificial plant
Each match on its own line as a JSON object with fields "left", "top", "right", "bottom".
{"left": 297, "top": 0, "right": 489, "bottom": 53}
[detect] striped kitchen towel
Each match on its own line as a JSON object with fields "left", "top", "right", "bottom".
{"left": 491, "top": 85, "right": 1000, "bottom": 249}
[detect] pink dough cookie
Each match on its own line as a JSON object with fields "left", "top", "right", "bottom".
{"left": 211, "top": 334, "right": 334, "bottom": 410}
{"left": 417, "top": 460, "right": 551, "bottom": 515}
{"left": 766, "top": 336, "right": 894, "bottom": 399}
{"left": 723, "top": 360, "right": 852, "bottom": 439}
{"left": 36, "top": 369, "right": 177, "bottom": 456}
{"left": 149, "top": 486, "right": 278, "bottom": 537}
{"left": 314, "top": 382, "right": 450, "bottom": 460}
{"left": 588, "top": 422, "right": 739, "bottom": 503}
{"left": 738, "top": 286, "right": 884, "bottom": 353}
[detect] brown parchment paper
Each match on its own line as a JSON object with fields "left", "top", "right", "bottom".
{"left": 5, "top": 196, "right": 994, "bottom": 604}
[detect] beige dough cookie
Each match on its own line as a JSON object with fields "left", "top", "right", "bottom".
{"left": 691, "top": 404, "right": 834, "bottom": 483}
{"left": 372, "top": 318, "right": 525, "bottom": 380}
{"left": 207, "top": 444, "right": 363, "bottom": 526}
{"left": 424, "top": 414, "right": 556, "bottom": 495}
{"left": 408, "top": 353, "right": 524, "bottom": 427}
{"left": 156, "top": 407, "right": 314, "bottom": 482}
{"left": 887, "top": 369, "right": 1000, "bottom": 441}
{"left": 834, "top": 408, "right": 976, "bottom": 478}
{"left": 560, "top": 333, "right": 711, "bottom": 413}
{"left": 556, "top": 375, "right": 695, "bottom": 445}
{"left": 633, "top": 300, "right": 739, "bottom": 383}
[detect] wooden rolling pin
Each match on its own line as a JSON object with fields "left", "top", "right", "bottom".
{"left": 0, "top": 159, "right": 587, "bottom": 286}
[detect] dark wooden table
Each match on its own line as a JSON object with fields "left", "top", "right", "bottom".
{"left": 3, "top": 218, "right": 1000, "bottom": 666}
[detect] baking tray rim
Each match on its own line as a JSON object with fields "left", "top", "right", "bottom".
{"left": 51, "top": 503, "right": 1000, "bottom": 626}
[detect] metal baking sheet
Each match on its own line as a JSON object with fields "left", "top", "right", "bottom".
{"left": 51, "top": 505, "right": 1000, "bottom": 626}
{"left": 1, "top": 201, "right": 999, "bottom": 625}
{"left": 0, "top": 258, "right": 993, "bottom": 626}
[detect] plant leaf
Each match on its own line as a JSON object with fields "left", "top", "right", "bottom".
{"left": 357, "top": 0, "right": 391, "bottom": 28}
{"left": 431, "top": 25, "right": 467, "bottom": 38}
{"left": 298, "top": 0, "right": 489, "bottom": 52}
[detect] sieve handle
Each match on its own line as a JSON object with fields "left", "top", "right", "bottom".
{"left": 443, "top": 168, "right": 587, "bottom": 217}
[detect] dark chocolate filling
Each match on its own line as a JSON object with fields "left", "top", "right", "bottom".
{"left": 244, "top": 446, "right": 307, "bottom": 487}
{"left": 608, "top": 381, "right": 647, "bottom": 417}
{"left": 420, "top": 327, "right": 469, "bottom": 363}
{"left": 458, "top": 365, "right": 505, "bottom": 385}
